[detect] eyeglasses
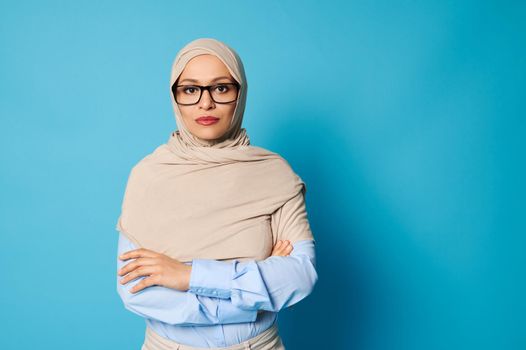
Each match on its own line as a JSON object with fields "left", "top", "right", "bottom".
{"left": 172, "top": 82, "right": 240, "bottom": 105}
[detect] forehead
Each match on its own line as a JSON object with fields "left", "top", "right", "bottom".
{"left": 178, "top": 54, "right": 233, "bottom": 83}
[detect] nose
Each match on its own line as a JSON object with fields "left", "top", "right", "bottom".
{"left": 198, "top": 89, "right": 215, "bottom": 109}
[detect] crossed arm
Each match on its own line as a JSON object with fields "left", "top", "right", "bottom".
{"left": 116, "top": 232, "right": 317, "bottom": 326}
{"left": 116, "top": 189, "right": 318, "bottom": 326}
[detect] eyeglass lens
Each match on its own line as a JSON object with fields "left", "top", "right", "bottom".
{"left": 175, "top": 84, "right": 239, "bottom": 105}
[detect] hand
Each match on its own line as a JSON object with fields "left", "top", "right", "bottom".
{"left": 271, "top": 240, "right": 293, "bottom": 256}
{"left": 118, "top": 248, "right": 192, "bottom": 294}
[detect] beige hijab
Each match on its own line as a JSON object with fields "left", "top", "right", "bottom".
{"left": 115, "top": 38, "right": 313, "bottom": 263}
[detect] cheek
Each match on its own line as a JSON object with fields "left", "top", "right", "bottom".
{"left": 179, "top": 107, "right": 192, "bottom": 119}
{"left": 178, "top": 109, "right": 196, "bottom": 129}
{"left": 224, "top": 105, "right": 236, "bottom": 122}
{"left": 182, "top": 105, "right": 199, "bottom": 117}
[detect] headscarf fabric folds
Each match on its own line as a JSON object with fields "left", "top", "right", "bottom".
{"left": 115, "top": 38, "right": 314, "bottom": 263}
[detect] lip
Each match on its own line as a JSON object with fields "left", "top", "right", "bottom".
{"left": 196, "top": 116, "right": 220, "bottom": 126}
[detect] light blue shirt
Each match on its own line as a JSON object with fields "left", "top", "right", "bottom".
{"left": 116, "top": 232, "right": 317, "bottom": 348}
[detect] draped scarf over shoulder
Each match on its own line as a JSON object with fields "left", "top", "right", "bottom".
{"left": 115, "top": 38, "right": 309, "bottom": 263}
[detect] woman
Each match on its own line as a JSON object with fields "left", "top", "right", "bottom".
{"left": 115, "top": 38, "right": 318, "bottom": 350}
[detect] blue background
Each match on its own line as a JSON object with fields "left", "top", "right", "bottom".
{"left": 1, "top": 1, "right": 524, "bottom": 349}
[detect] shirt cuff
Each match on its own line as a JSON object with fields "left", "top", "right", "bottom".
{"left": 189, "top": 259, "right": 233, "bottom": 299}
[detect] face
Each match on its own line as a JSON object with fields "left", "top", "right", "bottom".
{"left": 174, "top": 54, "right": 238, "bottom": 142}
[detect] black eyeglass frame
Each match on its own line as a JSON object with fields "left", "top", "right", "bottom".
{"left": 172, "top": 82, "right": 241, "bottom": 106}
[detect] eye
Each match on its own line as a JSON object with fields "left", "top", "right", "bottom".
{"left": 183, "top": 86, "right": 199, "bottom": 94}
{"left": 214, "top": 84, "right": 230, "bottom": 93}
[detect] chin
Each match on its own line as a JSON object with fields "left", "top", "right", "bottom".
{"left": 194, "top": 129, "right": 228, "bottom": 141}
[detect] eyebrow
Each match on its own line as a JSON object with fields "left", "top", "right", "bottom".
{"left": 178, "top": 76, "right": 234, "bottom": 84}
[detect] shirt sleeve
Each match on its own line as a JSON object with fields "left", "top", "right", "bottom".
{"left": 188, "top": 240, "right": 317, "bottom": 312}
{"left": 116, "top": 232, "right": 258, "bottom": 326}
{"left": 188, "top": 188, "right": 318, "bottom": 312}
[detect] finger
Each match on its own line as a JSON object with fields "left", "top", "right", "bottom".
{"left": 119, "top": 248, "right": 158, "bottom": 261}
{"left": 120, "top": 266, "right": 156, "bottom": 286}
{"left": 278, "top": 242, "right": 293, "bottom": 255}
{"left": 273, "top": 246, "right": 289, "bottom": 256}
{"left": 129, "top": 275, "right": 162, "bottom": 294}
{"left": 275, "top": 247, "right": 287, "bottom": 255}
{"left": 277, "top": 240, "right": 290, "bottom": 251}
{"left": 119, "top": 265, "right": 158, "bottom": 285}
{"left": 270, "top": 241, "right": 282, "bottom": 253}
{"left": 118, "top": 257, "right": 157, "bottom": 276}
